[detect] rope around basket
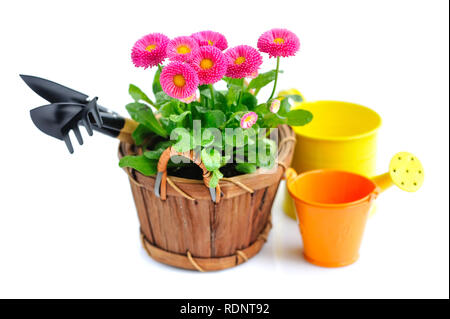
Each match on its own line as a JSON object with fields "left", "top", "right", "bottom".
{"left": 122, "top": 135, "right": 296, "bottom": 199}
{"left": 276, "top": 136, "right": 296, "bottom": 173}
{"left": 124, "top": 167, "right": 144, "bottom": 188}
{"left": 221, "top": 178, "right": 254, "bottom": 193}
{"left": 166, "top": 177, "right": 195, "bottom": 201}
{"left": 236, "top": 250, "right": 249, "bottom": 262}
{"left": 187, "top": 251, "right": 205, "bottom": 272}
{"left": 278, "top": 136, "right": 297, "bottom": 151}
{"left": 140, "top": 216, "right": 272, "bottom": 272}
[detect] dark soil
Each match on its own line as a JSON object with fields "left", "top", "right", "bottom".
{"left": 168, "top": 162, "right": 243, "bottom": 180}
{"left": 142, "top": 141, "right": 243, "bottom": 180}
{"left": 144, "top": 138, "right": 246, "bottom": 180}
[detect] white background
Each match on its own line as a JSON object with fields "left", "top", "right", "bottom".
{"left": 0, "top": 0, "right": 448, "bottom": 299}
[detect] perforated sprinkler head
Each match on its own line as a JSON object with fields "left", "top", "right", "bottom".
{"left": 389, "top": 152, "right": 424, "bottom": 192}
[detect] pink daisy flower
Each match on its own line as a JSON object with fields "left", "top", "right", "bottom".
{"left": 131, "top": 33, "right": 170, "bottom": 69}
{"left": 257, "top": 28, "right": 300, "bottom": 58}
{"left": 240, "top": 112, "right": 258, "bottom": 129}
{"left": 166, "top": 36, "right": 199, "bottom": 62}
{"left": 160, "top": 62, "right": 199, "bottom": 99}
{"left": 270, "top": 99, "right": 281, "bottom": 113}
{"left": 191, "top": 31, "right": 228, "bottom": 51}
{"left": 224, "top": 45, "right": 263, "bottom": 79}
{"left": 189, "top": 46, "right": 227, "bottom": 85}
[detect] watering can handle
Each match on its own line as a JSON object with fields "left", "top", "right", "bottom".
{"left": 284, "top": 168, "right": 298, "bottom": 182}
{"left": 154, "top": 146, "right": 221, "bottom": 203}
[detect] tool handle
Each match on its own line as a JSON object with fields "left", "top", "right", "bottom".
{"left": 97, "top": 112, "right": 138, "bottom": 134}
{"left": 87, "top": 124, "right": 134, "bottom": 144}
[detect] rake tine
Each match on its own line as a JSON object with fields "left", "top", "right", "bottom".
{"left": 72, "top": 125, "right": 83, "bottom": 145}
{"left": 82, "top": 118, "right": 93, "bottom": 136}
{"left": 63, "top": 134, "right": 74, "bottom": 154}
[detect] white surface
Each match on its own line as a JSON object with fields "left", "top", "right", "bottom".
{"left": 0, "top": 0, "right": 448, "bottom": 299}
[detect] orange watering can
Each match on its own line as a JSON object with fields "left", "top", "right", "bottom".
{"left": 286, "top": 152, "right": 424, "bottom": 268}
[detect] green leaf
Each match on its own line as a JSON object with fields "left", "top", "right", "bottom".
{"left": 256, "top": 138, "right": 277, "bottom": 169}
{"left": 224, "top": 128, "right": 246, "bottom": 148}
{"left": 241, "top": 92, "right": 257, "bottom": 110}
{"left": 131, "top": 124, "right": 153, "bottom": 145}
{"left": 223, "top": 77, "right": 244, "bottom": 88}
{"left": 248, "top": 70, "right": 277, "bottom": 90}
{"left": 154, "top": 140, "right": 175, "bottom": 150}
{"left": 286, "top": 109, "right": 313, "bottom": 126}
{"left": 226, "top": 86, "right": 241, "bottom": 106}
{"left": 278, "top": 94, "right": 304, "bottom": 116}
{"left": 119, "top": 155, "right": 157, "bottom": 176}
{"left": 214, "top": 91, "right": 227, "bottom": 106}
{"left": 171, "top": 128, "right": 193, "bottom": 152}
{"left": 260, "top": 138, "right": 277, "bottom": 155}
{"left": 169, "top": 111, "right": 191, "bottom": 123}
{"left": 201, "top": 147, "right": 222, "bottom": 171}
{"left": 281, "top": 94, "right": 303, "bottom": 102}
{"left": 155, "top": 91, "right": 173, "bottom": 105}
{"left": 209, "top": 169, "right": 223, "bottom": 188}
{"left": 126, "top": 102, "right": 168, "bottom": 138}
{"left": 236, "top": 163, "right": 257, "bottom": 174}
{"left": 200, "top": 130, "right": 215, "bottom": 147}
{"left": 159, "top": 100, "right": 181, "bottom": 118}
{"left": 152, "top": 67, "right": 163, "bottom": 95}
{"left": 199, "top": 85, "right": 212, "bottom": 99}
{"left": 198, "top": 128, "right": 222, "bottom": 149}
{"left": 129, "top": 84, "right": 153, "bottom": 106}
{"left": 204, "top": 110, "right": 226, "bottom": 128}
{"left": 278, "top": 98, "right": 291, "bottom": 116}
{"left": 262, "top": 112, "right": 286, "bottom": 128}
{"left": 159, "top": 117, "right": 176, "bottom": 135}
{"left": 194, "top": 105, "right": 209, "bottom": 114}
{"left": 254, "top": 103, "right": 270, "bottom": 116}
{"left": 231, "top": 103, "right": 248, "bottom": 113}
{"left": 143, "top": 148, "right": 164, "bottom": 160}
{"left": 257, "top": 155, "right": 276, "bottom": 169}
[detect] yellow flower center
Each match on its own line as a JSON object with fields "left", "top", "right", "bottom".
{"left": 207, "top": 40, "right": 214, "bottom": 46}
{"left": 200, "top": 58, "right": 214, "bottom": 70}
{"left": 273, "top": 37, "right": 285, "bottom": 44}
{"left": 244, "top": 115, "right": 253, "bottom": 122}
{"left": 177, "top": 45, "right": 191, "bottom": 54}
{"left": 145, "top": 44, "right": 156, "bottom": 52}
{"left": 173, "top": 75, "right": 186, "bottom": 87}
{"left": 235, "top": 56, "right": 246, "bottom": 65}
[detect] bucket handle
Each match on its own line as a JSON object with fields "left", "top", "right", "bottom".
{"left": 284, "top": 168, "right": 298, "bottom": 182}
{"left": 154, "top": 146, "right": 221, "bottom": 203}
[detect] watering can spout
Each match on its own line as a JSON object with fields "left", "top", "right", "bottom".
{"left": 371, "top": 172, "right": 394, "bottom": 194}
{"left": 372, "top": 152, "right": 424, "bottom": 194}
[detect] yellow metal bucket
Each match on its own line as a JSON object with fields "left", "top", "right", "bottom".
{"left": 281, "top": 95, "right": 382, "bottom": 219}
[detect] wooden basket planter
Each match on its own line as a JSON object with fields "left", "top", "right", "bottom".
{"left": 118, "top": 124, "right": 295, "bottom": 272}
